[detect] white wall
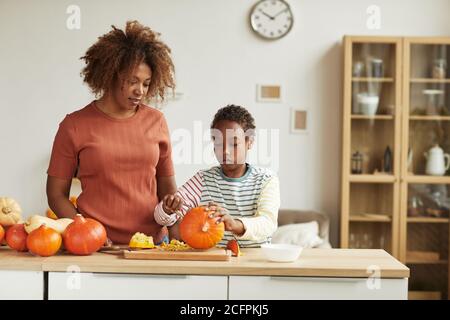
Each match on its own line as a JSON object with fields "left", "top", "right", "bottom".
{"left": 1, "top": 0, "right": 449, "bottom": 246}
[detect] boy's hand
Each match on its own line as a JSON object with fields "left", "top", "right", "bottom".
{"left": 205, "top": 202, "right": 245, "bottom": 236}
{"left": 162, "top": 194, "right": 183, "bottom": 214}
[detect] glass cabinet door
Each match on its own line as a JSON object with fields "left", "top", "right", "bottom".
{"left": 342, "top": 37, "right": 402, "bottom": 258}
{"left": 405, "top": 183, "right": 449, "bottom": 300}
{"left": 401, "top": 39, "right": 450, "bottom": 300}
{"left": 406, "top": 43, "right": 450, "bottom": 178}
{"left": 350, "top": 42, "right": 398, "bottom": 177}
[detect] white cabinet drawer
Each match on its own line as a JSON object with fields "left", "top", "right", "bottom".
{"left": 0, "top": 270, "right": 44, "bottom": 300}
{"left": 48, "top": 272, "right": 227, "bottom": 300}
{"left": 229, "top": 276, "right": 408, "bottom": 300}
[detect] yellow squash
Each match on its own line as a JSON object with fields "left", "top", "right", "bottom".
{"left": 24, "top": 215, "right": 73, "bottom": 234}
{"left": 129, "top": 232, "right": 155, "bottom": 249}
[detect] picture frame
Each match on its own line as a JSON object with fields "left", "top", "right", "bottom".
{"left": 290, "top": 108, "right": 308, "bottom": 134}
{"left": 256, "top": 84, "right": 282, "bottom": 102}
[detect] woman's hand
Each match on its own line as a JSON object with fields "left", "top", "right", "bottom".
{"left": 205, "top": 202, "right": 245, "bottom": 236}
{"left": 162, "top": 194, "right": 183, "bottom": 214}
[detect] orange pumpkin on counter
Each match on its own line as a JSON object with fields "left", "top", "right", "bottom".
{"left": 27, "top": 224, "right": 62, "bottom": 257}
{"left": 46, "top": 209, "right": 58, "bottom": 220}
{"left": 179, "top": 207, "right": 224, "bottom": 249}
{"left": 5, "top": 223, "right": 28, "bottom": 252}
{"left": 0, "top": 225, "right": 4, "bottom": 244}
{"left": 46, "top": 196, "right": 77, "bottom": 220}
{"left": 63, "top": 214, "right": 107, "bottom": 255}
{"left": 70, "top": 196, "right": 77, "bottom": 207}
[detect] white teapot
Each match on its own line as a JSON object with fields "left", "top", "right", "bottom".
{"left": 424, "top": 144, "right": 450, "bottom": 176}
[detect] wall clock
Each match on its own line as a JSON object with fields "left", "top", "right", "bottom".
{"left": 249, "top": 0, "right": 294, "bottom": 40}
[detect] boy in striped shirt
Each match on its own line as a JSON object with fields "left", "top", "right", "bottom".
{"left": 154, "top": 105, "right": 280, "bottom": 247}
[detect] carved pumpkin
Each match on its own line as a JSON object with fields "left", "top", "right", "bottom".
{"left": 226, "top": 239, "right": 242, "bottom": 257}
{"left": 179, "top": 207, "right": 224, "bottom": 249}
{"left": 63, "top": 214, "right": 107, "bottom": 255}
{"left": 0, "top": 197, "right": 22, "bottom": 226}
{"left": 27, "top": 224, "right": 62, "bottom": 257}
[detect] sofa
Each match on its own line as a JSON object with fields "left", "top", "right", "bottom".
{"left": 274, "top": 209, "right": 332, "bottom": 249}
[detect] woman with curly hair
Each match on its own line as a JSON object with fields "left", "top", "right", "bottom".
{"left": 46, "top": 21, "right": 177, "bottom": 245}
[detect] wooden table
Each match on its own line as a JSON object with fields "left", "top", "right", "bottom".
{"left": 0, "top": 247, "right": 409, "bottom": 300}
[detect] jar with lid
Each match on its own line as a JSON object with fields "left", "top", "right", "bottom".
{"left": 351, "top": 151, "right": 363, "bottom": 174}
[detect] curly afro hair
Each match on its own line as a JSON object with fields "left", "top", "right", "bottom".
{"left": 80, "top": 20, "right": 175, "bottom": 101}
{"left": 211, "top": 105, "right": 256, "bottom": 133}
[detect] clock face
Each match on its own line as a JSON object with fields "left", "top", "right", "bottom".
{"left": 250, "top": 0, "right": 293, "bottom": 40}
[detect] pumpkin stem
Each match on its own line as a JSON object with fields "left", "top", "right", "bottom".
{"left": 201, "top": 222, "right": 210, "bottom": 233}
{"left": 2, "top": 207, "right": 12, "bottom": 214}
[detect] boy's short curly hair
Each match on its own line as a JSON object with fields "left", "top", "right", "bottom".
{"left": 211, "top": 105, "right": 256, "bottom": 133}
{"left": 80, "top": 20, "right": 175, "bottom": 101}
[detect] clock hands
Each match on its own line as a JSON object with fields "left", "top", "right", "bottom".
{"left": 273, "top": 8, "right": 289, "bottom": 19}
{"left": 258, "top": 8, "right": 289, "bottom": 21}
{"left": 259, "top": 9, "right": 275, "bottom": 20}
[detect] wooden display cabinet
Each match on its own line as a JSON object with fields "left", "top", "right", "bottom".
{"left": 341, "top": 36, "right": 450, "bottom": 299}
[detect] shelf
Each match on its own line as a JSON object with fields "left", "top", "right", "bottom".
{"left": 351, "top": 115, "right": 395, "bottom": 120}
{"left": 409, "top": 115, "right": 450, "bottom": 121}
{"left": 406, "top": 175, "right": 450, "bottom": 184}
{"left": 408, "top": 290, "right": 442, "bottom": 300}
{"left": 407, "top": 217, "right": 450, "bottom": 223}
{"left": 350, "top": 214, "right": 392, "bottom": 222}
{"left": 352, "top": 77, "right": 394, "bottom": 83}
{"left": 406, "top": 260, "right": 448, "bottom": 265}
{"left": 349, "top": 174, "right": 396, "bottom": 183}
{"left": 410, "top": 78, "right": 450, "bottom": 83}
{"left": 406, "top": 250, "right": 445, "bottom": 265}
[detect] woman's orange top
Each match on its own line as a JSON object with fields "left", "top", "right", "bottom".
{"left": 47, "top": 101, "right": 174, "bottom": 244}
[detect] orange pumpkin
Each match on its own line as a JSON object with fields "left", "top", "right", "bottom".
{"left": 0, "top": 225, "right": 4, "bottom": 244}
{"left": 69, "top": 196, "right": 77, "bottom": 207}
{"left": 63, "top": 214, "right": 107, "bottom": 255}
{"left": 0, "top": 226, "right": 6, "bottom": 246}
{"left": 46, "top": 209, "right": 58, "bottom": 220}
{"left": 27, "top": 224, "right": 62, "bottom": 257}
{"left": 179, "top": 207, "right": 224, "bottom": 249}
{"left": 226, "top": 239, "right": 242, "bottom": 257}
{"left": 5, "top": 223, "right": 28, "bottom": 252}
{"left": 46, "top": 196, "right": 77, "bottom": 220}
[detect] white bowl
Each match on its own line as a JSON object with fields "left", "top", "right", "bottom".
{"left": 260, "top": 244, "right": 303, "bottom": 262}
{"left": 357, "top": 93, "right": 379, "bottom": 116}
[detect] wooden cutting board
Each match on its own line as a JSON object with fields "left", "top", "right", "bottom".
{"left": 123, "top": 247, "right": 231, "bottom": 261}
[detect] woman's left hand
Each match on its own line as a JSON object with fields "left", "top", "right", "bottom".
{"left": 205, "top": 202, "right": 245, "bottom": 236}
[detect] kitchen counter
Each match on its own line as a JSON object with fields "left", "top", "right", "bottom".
{"left": 0, "top": 247, "right": 409, "bottom": 300}
{"left": 0, "top": 247, "right": 409, "bottom": 278}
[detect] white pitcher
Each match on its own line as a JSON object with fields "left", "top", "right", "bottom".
{"left": 424, "top": 144, "right": 450, "bottom": 176}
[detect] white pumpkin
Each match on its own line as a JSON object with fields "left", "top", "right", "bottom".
{"left": 0, "top": 197, "right": 23, "bottom": 226}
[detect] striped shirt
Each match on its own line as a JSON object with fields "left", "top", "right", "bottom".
{"left": 154, "top": 164, "right": 280, "bottom": 247}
